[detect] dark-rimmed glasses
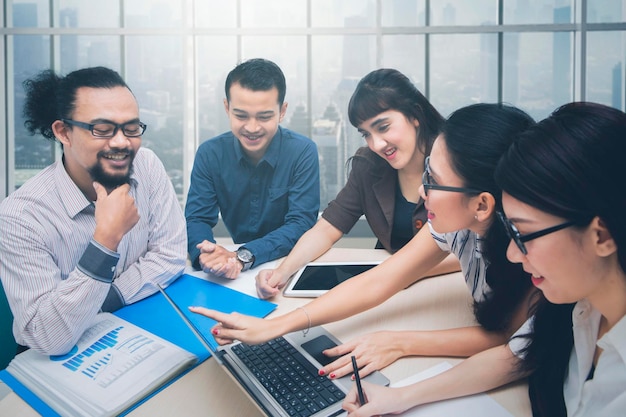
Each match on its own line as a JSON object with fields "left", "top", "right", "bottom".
{"left": 422, "top": 156, "right": 483, "bottom": 196}
{"left": 497, "top": 211, "right": 577, "bottom": 255}
{"left": 62, "top": 119, "right": 147, "bottom": 139}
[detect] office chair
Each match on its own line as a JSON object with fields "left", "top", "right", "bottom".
{"left": 0, "top": 280, "right": 17, "bottom": 369}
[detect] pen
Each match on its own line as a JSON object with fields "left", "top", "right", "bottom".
{"left": 351, "top": 355, "right": 366, "bottom": 405}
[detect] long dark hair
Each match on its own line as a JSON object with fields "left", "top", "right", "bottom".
{"left": 496, "top": 102, "right": 626, "bottom": 416}
{"left": 444, "top": 103, "right": 536, "bottom": 332}
{"left": 23, "top": 66, "right": 129, "bottom": 142}
{"left": 348, "top": 68, "right": 444, "bottom": 158}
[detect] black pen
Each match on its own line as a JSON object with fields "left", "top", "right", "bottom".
{"left": 351, "top": 355, "right": 366, "bottom": 405}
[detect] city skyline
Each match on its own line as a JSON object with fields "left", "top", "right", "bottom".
{"left": 4, "top": 0, "right": 625, "bottom": 206}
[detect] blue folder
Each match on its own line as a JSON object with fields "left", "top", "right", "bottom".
{"left": 0, "top": 273, "right": 276, "bottom": 417}
{"left": 116, "top": 273, "right": 277, "bottom": 362}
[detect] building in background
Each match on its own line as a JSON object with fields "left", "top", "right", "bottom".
{"left": 2, "top": 0, "right": 625, "bottom": 212}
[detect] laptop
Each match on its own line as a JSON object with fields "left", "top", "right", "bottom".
{"left": 157, "top": 285, "right": 389, "bottom": 417}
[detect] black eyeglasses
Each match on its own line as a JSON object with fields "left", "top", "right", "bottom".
{"left": 497, "top": 211, "right": 577, "bottom": 255}
{"left": 62, "top": 119, "right": 147, "bottom": 139}
{"left": 422, "top": 156, "right": 483, "bottom": 196}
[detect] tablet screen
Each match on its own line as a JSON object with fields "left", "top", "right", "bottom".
{"left": 292, "top": 264, "right": 376, "bottom": 290}
{"left": 284, "top": 263, "right": 379, "bottom": 297}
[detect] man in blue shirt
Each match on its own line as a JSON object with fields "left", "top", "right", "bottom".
{"left": 185, "top": 58, "right": 320, "bottom": 279}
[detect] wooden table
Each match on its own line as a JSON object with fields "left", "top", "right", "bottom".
{"left": 0, "top": 248, "right": 531, "bottom": 416}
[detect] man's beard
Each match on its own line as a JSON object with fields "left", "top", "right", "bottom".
{"left": 88, "top": 150, "right": 135, "bottom": 189}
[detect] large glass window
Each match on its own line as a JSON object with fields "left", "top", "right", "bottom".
{"left": 311, "top": 0, "right": 376, "bottom": 27}
{"left": 12, "top": 35, "right": 52, "bottom": 189}
{"left": 57, "top": 1, "right": 120, "bottom": 28}
{"left": 430, "top": 0, "right": 497, "bottom": 26}
{"left": 429, "top": 34, "right": 498, "bottom": 117}
{"left": 196, "top": 36, "right": 238, "bottom": 143}
{"left": 3, "top": 0, "right": 626, "bottom": 219}
{"left": 588, "top": 1, "right": 626, "bottom": 23}
{"left": 241, "top": 0, "right": 307, "bottom": 28}
{"left": 381, "top": 35, "right": 426, "bottom": 93}
{"left": 504, "top": 0, "right": 575, "bottom": 24}
{"left": 59, "top": 36, "right": 121, "bottom": 75}
{"left": 586, "top": 31, "right": 626, "bottom": 108}
{"left": 310, "top": 35, "right": 376, "bottom": 209}
{"left": 381, "top": 0, "right": 426, "bottom": 26}
{"left": 503, "top": 32, "right": 574, "bottom": 121}
{"left": 123, "top": 0, "right": 182, "bottom": 28}
{"left": 10, "top": 0, "right": 50, "bottom": 27}
{"left": 194, "top": 1, "right": 237, "bottom": 28}
{"left": 125, "top": 35, "right": 185, "bottom": 198}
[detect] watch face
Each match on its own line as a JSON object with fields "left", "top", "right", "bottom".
{"left": 238, "top": 249, "right": 254, "bottom": 263}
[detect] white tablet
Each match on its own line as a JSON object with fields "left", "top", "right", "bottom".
{"left": 283, "top": 261, "right": 381, "bottom": 298}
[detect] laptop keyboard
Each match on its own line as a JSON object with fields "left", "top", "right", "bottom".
{"left": 231, "top": 337, "right": 346, "bottom": 417}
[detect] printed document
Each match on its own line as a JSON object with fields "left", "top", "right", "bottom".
{"left": 6, "top": 313, "right": 196, "bottom": 417}
{"left": 392, "top": 362, "right": 514, "bottom": 416}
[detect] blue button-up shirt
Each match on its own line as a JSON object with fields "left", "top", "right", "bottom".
{"left": 185, "top": 126, "right": 320, "bottom": 269}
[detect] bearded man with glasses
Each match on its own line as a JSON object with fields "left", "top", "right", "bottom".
{"left": 0, "top": 66, "right": 186, "bottom": 355}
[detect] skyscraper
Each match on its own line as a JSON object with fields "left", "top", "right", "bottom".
{"left": 553, "top": 6, "right": 572, "bottom": 107}
{"left": 311, "top": 102, "right": 345, "bottom": 209}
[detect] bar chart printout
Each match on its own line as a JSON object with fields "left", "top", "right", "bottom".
{"left": 5, "top": 313, "right": 196, "bottom": 417}
{"left": 56, "top": 320, "right": 170, "bottom": 388}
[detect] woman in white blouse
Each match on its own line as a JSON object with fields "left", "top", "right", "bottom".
{"left": 496, "top": 101, "right": 626, "bottom": 417}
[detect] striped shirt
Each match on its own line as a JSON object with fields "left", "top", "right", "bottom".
{"left": 429, "top": 223, "right": 491, "bottom": 302}
{"left": 0, "top": 148, "right": 186, "bottom": 354}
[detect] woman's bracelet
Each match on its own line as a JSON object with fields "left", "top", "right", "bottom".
{"left": 297, "top": 306, "right": 311, "bottom": 337}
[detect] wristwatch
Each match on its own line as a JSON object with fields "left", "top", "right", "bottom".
{"left": 236, "top": 247, "right": 255, "bottom": 272}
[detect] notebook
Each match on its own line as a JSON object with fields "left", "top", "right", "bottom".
{"left": 157, "top": 285, "right": 390, "bottom": 417}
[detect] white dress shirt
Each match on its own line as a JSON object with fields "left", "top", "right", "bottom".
{"left": 564, "top": 299, "right": 626, "bottom": 417}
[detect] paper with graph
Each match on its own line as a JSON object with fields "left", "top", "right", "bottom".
{"left": 6, "top": 312, "right": 196, "bottom": 417}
